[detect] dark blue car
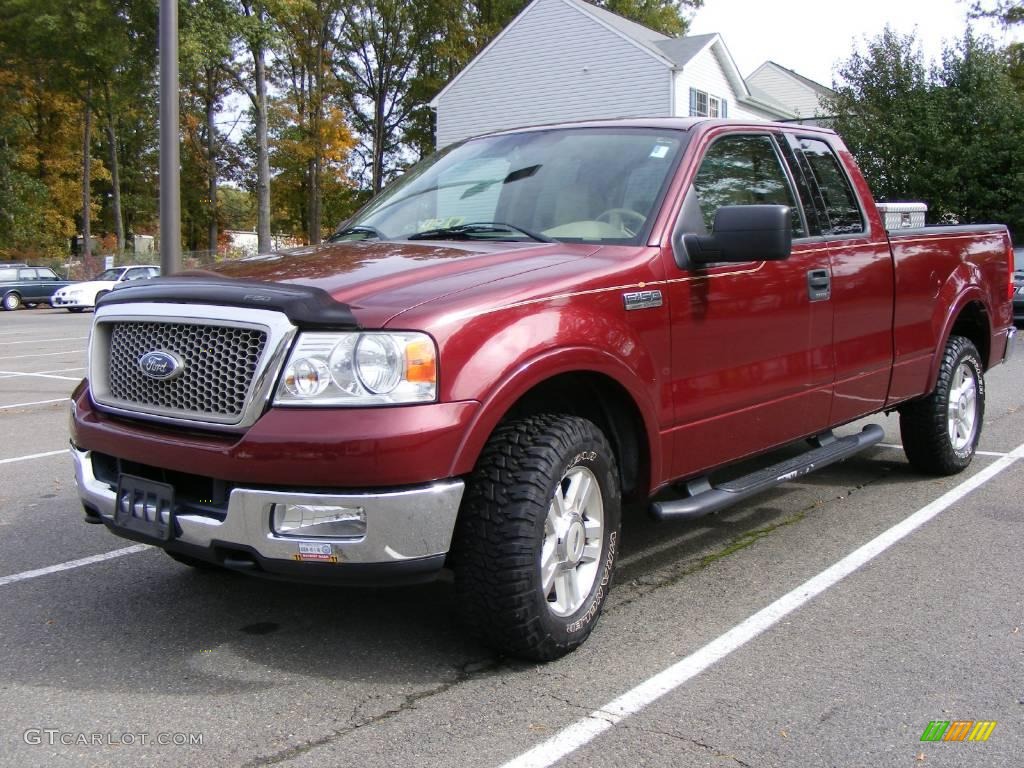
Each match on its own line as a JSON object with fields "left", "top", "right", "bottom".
{"left": 0, "top": 265, "right": 72, "bottom": 311}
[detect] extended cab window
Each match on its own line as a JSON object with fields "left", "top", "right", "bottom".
{"left": 692, "top": 135, "right": 804, "bottom": 237}
{"left": 796, "top": 139, "right": 864, "bottom": 235}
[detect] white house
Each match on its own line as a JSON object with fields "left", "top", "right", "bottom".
{"left": 429, "top": 0, "right": 830, "bottom": 148}
{"left": 747, "top": 61, "right": 834, "bottom": 120}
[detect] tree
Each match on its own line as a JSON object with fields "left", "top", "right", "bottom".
{"left": 826, "top": 26, "right": 1024, "bottom": 240}
{"left": 824, "top": 27, "right": 934, "bottom": 203}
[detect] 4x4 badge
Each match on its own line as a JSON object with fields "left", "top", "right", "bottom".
{"left": 623, "top": 290, "right": 663, "bottom": 311}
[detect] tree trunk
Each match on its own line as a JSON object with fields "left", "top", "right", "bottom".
{"left": 206, "top": 71, "right": 218, "bottom": 257}
{"left": 372, "top": 94, "right": 386, "bottom": 194}
{"left": 81, "top": 89, "right": 92, "bottom": 263}
{"left": 104, "top": 114, "right": 125, "bottom": 257}
{"left": 253, "top": 43, "right": 272, "bottom": 254}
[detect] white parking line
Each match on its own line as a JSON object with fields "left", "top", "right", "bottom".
{"left": 0, "top": 449, "right": 67, "bottom": 466}
{"left": 0, "top": 369, "right": 80, "bottom": 381}
{"left": 877, "top": 442, "right": 1008, "bottom": 458}
{"left": 0, "top": 337, "right": 88, "bottom": 346}
{"left": 0, "top": 398, "right": 69, "bottom": 411}
{"left": 0, "top": 545, "right": 149, "bottom": 588}
{"left": 0, "top": 350, "right": 86, "bottom": 362}
{"left": 500, "top": 444, "right": 1024, "bottom": 768}
{"left": 0, "top": 366, "right": 84, "bottom": 380}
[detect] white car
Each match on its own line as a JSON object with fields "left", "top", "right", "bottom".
{"left": 51, "top": 265, "right": 160, "bottom": 312}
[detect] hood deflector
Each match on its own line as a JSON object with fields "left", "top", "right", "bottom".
{"left": 97, "top": 277, "right": 360, "bottom": 329}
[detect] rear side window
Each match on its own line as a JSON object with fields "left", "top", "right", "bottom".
{"left": 692, "top": 134, "right": 804, "bottom": 238}
{"left": 796, "top": 139, "right": 864, "bottom": 235}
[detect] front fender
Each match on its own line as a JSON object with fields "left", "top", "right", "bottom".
{"left": 447, "top": 344, "right": 664, "bottom": 484}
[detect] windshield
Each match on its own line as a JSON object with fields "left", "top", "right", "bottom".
{"left": 343, "top": 128, "right": 685, "bottom": 245}
{"left": 94, "top": 268, "right": 126, "bottom": 281}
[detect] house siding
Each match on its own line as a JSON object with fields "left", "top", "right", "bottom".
{"left": 435, "top": 0, "right": 671, "bottom": 148}
{"left": 747, "top": 65, "right": 825, "bottom": 118}
{"left": 672, "top": 46, "right": 769, "bottom": 121}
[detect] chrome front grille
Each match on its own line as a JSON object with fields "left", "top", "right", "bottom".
{"left": 108, "top": 321, "right": 267, "bottom": 419}
{"left": 90, "top": 303, "right": 298, "bottom": 431}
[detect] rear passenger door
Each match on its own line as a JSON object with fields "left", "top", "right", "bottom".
{"left": 784, "top": 135, "right": 894, "bottom": 424}
{"left": 664, "top": 130, "right": 834, "bottom": 481}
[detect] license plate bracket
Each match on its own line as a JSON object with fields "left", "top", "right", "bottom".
{"left": 114, "top": 474, "right": 175, "bottom": 542}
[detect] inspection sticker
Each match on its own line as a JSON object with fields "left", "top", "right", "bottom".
{"left": 293, "top": 543, "right": 339, "bottom": 563}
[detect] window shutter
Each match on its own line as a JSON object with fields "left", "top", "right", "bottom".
{"left": 721, "top": 99, "right": 728, "bottom": 118}
{"left": 689, "top": 88, "right": 697, "bottom": 117}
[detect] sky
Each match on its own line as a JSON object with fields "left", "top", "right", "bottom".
{"left": 686, "top": 0, "right": 1024, "bottom": 86}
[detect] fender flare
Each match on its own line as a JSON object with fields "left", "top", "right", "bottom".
{"left": 448, "top": 345, "right": 663, "bottom": 486}
{"left": 925, "top": 285, "right": 993, "bottom": 392}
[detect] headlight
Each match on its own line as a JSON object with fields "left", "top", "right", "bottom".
{"left": 274, "top": 331, "right": 437, "bottom": 406}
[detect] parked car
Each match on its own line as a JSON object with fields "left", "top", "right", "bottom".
{"left": 51, "top": 265, "right": 160, "bottom": 312}
{"left": 71, "top": 118, "right": 1015, "bottom": 661}
{"left": 0, "top": 265, "right": 72, "bottom": 310}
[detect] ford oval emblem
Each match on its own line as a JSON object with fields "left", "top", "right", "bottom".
{"left": 138, "top": 350, "right": 183, "bottom": 380}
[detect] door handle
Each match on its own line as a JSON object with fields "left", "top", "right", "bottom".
{"left": 807, "top": 269, "right": 831, "bottom": 301}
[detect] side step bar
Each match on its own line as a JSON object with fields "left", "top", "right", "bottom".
{"left": 651, "top": 424, "right": 885, "bottom": 521}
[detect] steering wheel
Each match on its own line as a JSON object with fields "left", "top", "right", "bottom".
{"left": 596, "top": 208, "right": 647, "bottom": 236}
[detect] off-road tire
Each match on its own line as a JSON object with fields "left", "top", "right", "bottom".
{"left": 899, "top": 335, "right": 985, "bottom": 475}
{"left": 452, "top": 414, "right": 621, "bottom": 661}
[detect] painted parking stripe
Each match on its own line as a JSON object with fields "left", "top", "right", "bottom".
{"left": 0, "top": 369, "right": 80, "bottom": 381}
{"left": 0, "top": 337, "right": 88, "bottom": 346}
{"left": 0, "top": 350, "right": 86, "bottom": 362}
{"left": 877, "top": 442, "right": 1008, "bottom": 458}
{"left": 0, "top": 545, "right": 149, "bottom": 588}
{"left": 0, "top": 398, "right": 69, "bottom": 411}
{"left": 0, "top": 449, "right": 67, "bottom": 466}
{"left": 500, "top": 445, "right": 1024, "bottom": 768}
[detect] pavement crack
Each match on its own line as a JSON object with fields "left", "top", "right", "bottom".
{"left": 624, "top": 722, "right": 752, "bottom": 767}
{"left": 241, "top": 656, "right": 501, "bottom": 767}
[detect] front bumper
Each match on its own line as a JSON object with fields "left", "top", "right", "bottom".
{"left": 72, "top": 445, "right": 464, "bottom": 583}
{"left": 52, "top": 294, "right": 91, "bottom": 308}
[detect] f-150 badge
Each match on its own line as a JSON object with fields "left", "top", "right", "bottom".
{"left": 622, "top": 290, "right": 663, "bottom": 311}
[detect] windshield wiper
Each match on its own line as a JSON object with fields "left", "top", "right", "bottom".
{"left": 328, "top": 225, "right": 384, "bottom": 242}
{"left": 407, "top": 222, "right": 556, "bottom": 243}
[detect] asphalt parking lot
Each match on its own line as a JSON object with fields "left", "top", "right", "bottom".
{"left": 0, "top": 306, "right": 1021, "bottom": 768}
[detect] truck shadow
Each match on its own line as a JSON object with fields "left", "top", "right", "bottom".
{"left": 1, "top": 444, "right": 938, "bottom": 700}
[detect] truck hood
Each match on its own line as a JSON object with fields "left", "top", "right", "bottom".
{"left": 199, "top": 240, "right": 597, "bottom": 326}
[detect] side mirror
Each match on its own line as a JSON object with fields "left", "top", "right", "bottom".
{"left": 679, "top": 205, "right": 793, "bottom": 265}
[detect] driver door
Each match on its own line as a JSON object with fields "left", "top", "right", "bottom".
{"left": 664, "top": 130, "right": 834, "bottom": 480}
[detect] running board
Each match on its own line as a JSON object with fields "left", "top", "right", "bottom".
{"left": 651, "top": 424, "right": 885, "bottom": 521}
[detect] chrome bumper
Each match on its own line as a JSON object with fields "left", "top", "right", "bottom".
{"left": 71, "top": 446, "right": 464, "bottom": 565}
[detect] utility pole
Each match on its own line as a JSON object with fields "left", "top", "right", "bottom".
{"left": 159, "top": 0, "right": 181, "bottom": 274}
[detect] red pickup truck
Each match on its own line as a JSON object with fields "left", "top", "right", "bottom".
{"left": 70, "top": 118, "right": 1015, "bottom": 660}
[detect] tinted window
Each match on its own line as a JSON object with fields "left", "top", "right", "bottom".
{"left": 797, "top": 139, "right": 864, "bottom": 235}
{"left": 124, "top": 268, "right": 151, "bottom": 281}
{"left": 692, "top": 135, "right": 804, "bottom": 237}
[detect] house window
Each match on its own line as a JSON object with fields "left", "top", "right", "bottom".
{"left": 689, "top": 88, "right": 728, "bottom": 118}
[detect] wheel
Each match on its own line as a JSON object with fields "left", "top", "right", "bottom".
{"left": 452, "top": 414, "right": 621, "bottom": 661}
{"left": 165, "top": 550, "right": 221, "bottom": 571}
{"left": 899, "top": 335, "right": 985, "bottom": 475}
{"left": 2, "top": 292, "right": 22, "bottom": 311}
{"left": 596, "top": 208, "right": 646, "bottom": 236}
{"left": 67, "top": 307, "right": 85, "bottom": 313}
